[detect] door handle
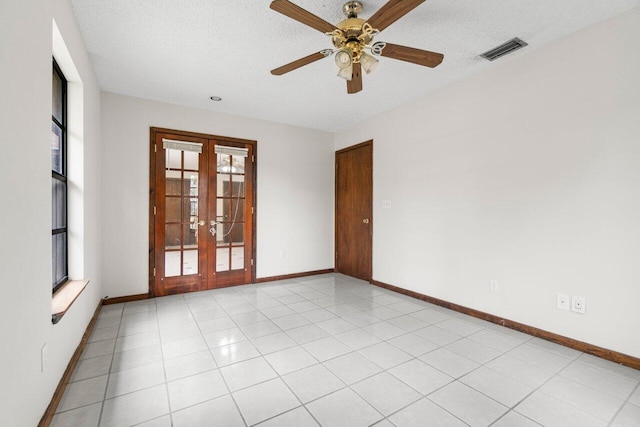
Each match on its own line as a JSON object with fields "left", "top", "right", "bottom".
{"left": 197, "top": 220, "right": 205, "bottom": 226}
{"left": 362, "top": 218, "right": 370, "bottom": 224}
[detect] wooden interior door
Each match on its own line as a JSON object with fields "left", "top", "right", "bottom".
{"left": 335, "top": 141, "right": 373, "bottom": 281}
{"left": 150, "top": 128, "right": 256, "bottom": 297}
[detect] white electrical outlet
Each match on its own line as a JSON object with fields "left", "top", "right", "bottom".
{"left": 557, "top": 293, "right": 570, "bottom": 311}
{"left": 41, "top": 343, "right": 48, "bottom": 373}
{"left": 382, "top": 200, "right": 392, "bottom": 209}
{"left": 571, "top": 296, "right": 586, "bottom": 314}
{"left": 490, "top": 280, "right": 499, "bottom": 292}
{"left": 279, "top": 250, "right": 286, "bottom": 258}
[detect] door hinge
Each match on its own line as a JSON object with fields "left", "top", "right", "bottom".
{"left": 251, "top": 206, "right": 254, "bottom": 214}
{"left": 252, "top": 155, "right": 255, "bottom": 162}
{"left": 153, "top": 206, "right": 156, "bottom": 215}
{"left": 154, "top": 143, "right": 157, "bottom": 153}
{"left": 153, "top": 267, "right": 156, "bottom": 277}
{"left": 251, "top": 259, "right": 254, "bottom": 266}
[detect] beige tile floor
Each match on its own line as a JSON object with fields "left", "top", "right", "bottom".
{"left": 52, "top": 274, "right": 640, "bottom": 426}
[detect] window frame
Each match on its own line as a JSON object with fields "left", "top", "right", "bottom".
{"left": 52, "top": 58, "right": 68, "bottom": 293}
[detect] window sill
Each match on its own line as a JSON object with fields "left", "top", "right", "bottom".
{"left": 52, "top": 279, "right": 90, "bottom": 324}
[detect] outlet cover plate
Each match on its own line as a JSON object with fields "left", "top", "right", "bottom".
{"left": 557, "top": 293, "right": 570, "bottom": 311}
{"left": 571, "top": 296, "right": 586, "bottom": 314}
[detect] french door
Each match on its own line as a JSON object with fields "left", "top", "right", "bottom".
{"left": 150, "top": 128, "right": 256, "bottom": 297}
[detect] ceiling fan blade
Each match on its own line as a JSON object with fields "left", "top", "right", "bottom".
{"left": 271, "top": 50, "right": 332, "bottom": 75}
{"left": 366, "top": 0, "right": 426, "bottom": 32}
{"left": 379, "top": 42, "right": 443, "bottom": 67}
{"left": 270, "top": 0, "right": 337, "bottom": 34}
{"left": 347, "top": 63, "right": 363, "bottom": 94}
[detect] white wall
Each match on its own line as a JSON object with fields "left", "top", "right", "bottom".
{"left": 0, "top": 0, "right": 103, "bottom": 425}
{"left": 335, "top": 8, "right": 640, "bottom": 358}
{"left": 100, "top": 93, "right": 335, "bottom": 298}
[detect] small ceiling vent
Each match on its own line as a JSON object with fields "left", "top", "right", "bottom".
{"left": 480, "top": 37, "right": 528, "bottom": 61}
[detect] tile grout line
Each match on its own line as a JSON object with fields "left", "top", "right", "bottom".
{"left": 149, "top": 296, "right": 175, "bottom": 427}
{"left": 126, "top": 295, "right": 169, "bottom": 427}
{"left": 606, "top": 377, "right": 640, "bottom": 427}
{"left": 198, "top": 291, "right": 250, "bottom": 427}
{"left": 99, "top": 302, "right": 124, "bottom": 426}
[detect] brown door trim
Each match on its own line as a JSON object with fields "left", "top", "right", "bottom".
{"left": 149, "top": 127, "right": 257, "bottom": 297}
{"left": 335, "top": 140, "right": 373, "bottom": 281}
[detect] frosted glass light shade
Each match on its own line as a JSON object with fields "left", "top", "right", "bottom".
{"left": 360, "top": 52, "right": 379, "bottom": 74}
{"left": 335, "top": 50, "right": 352, "bottom": 69}
{"left": 337, "top": 64, "right": 353, "bottom": 80}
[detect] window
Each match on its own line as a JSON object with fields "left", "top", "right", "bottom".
{"left": 51, "top": 59, "right": 68, "bottom": 293}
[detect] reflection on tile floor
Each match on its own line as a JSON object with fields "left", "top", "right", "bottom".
{"left": 52, "top": 274, "right": 640, "bottom": 426}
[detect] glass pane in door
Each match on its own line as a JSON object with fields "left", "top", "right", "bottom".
{"left": 184, "top": 151, "right": 199, "bottom": 171}
{"left": 183, "top": 223, "right": 197, "bottom": 248}
{"left": 231, "top": 174, "right": 245, "bottom": 197}
{"left": 166, "top": 196, "right": 182, "bottom": 223}
{"left": 231, "top": 226, "right": 244, "bottom": 245}
{"left": 165, "top": 251, "right": 181, "bottom": 277}
{"left": 183, "top": 250, "right": 198, "bottom": 275}
{"left": 165, "top": 169, "right": 182, "bottom": 196}
{"left": 165, "top": 224, "right": 182, "bottom": 249}
{"left": 216, "top": 248, "right": 229, "bottom": 272}
{"left": 231, "top": 246, "right": 244, "bottom": 270}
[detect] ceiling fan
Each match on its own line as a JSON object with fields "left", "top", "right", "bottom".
{"left": 270, "top": 0, "right": 444, "bottom": 94}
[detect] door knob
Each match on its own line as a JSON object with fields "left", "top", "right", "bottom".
{"left": 197, "top": 220, "right": 205, "bottom": 226}
{"left": 362, "top": 218, "right": 370, "bottom": 224}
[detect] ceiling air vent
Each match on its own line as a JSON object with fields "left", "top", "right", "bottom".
{"left": 480, "top": 37, "right": 528, "bottom": 61}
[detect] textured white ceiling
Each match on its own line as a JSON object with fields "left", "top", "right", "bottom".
{"left": 70, "top": 0, "right": 638, "bottom": 132}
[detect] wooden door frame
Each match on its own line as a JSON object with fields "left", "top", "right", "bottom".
{"left": 149, "top": 127, "right": 257, "bottom": 297}
{"left": 335, "top": 140, "right": 373, "bottom": 282}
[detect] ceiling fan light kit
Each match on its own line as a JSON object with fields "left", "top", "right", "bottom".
{"left": 335, "top": 49, "right": 353, "bottom": 69}
{"left": 269, "top": 0, "right": 444, "bottom": 94}
{"left": 359, "top": 52, "right": 379, "bottom": 74}
{"left": 337, "top": 65, "right": 354, "bottom": 80}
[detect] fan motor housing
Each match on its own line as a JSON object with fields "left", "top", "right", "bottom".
{"left": 333, "top": 18, "right": 372, "bottom": 48}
